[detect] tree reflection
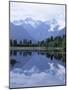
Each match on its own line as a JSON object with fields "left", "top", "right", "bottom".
{"left": 10, "top": 59, "right": 16, "bottom": 66}
{"left": 45, "top": 51, "right": 65, "bottom": 63}
{"left": 10, "top": 50, "right": 17, "bottom": 56}
{"left": 19, "top": 51, "right": 22, "bottom": 55}
{"left": 10, "top": 59, "right": 17, "bottom": 71}
{"left": 10, "top": 50, "right": 65, "bottom": 63}
{"left": 23, "top": 51, "right": 32, "bottom": 56}
{"left": 10, "top": 50, "right": 32, "bottom": 56}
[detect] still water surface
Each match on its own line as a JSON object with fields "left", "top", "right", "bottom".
{"left": 10, "top": 50, "right": 66, "bottom": 88}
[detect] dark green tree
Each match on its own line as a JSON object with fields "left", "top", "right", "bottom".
{"left": 10, "top": 39, "right": 13, "bottom": 46}
{"left": 20, "top": 40, "right": 22, "bottom": 46}
{"left": 13, "top": 40, "right": 17, "bottom": 46}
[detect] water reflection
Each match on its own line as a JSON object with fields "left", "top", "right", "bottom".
{"left": 10, "top": 50, "right": 65, "bottom": 63}
{"left": 10, "top": 50, "right": 66, "bottom": 88}
{"left": 10, "top": 59, "right": 17, "bottom": 71}
{"left": 10, "top": 50, "right": 32, "bottom": 56}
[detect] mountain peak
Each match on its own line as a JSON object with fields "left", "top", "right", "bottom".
{"left": 24, "top": 17, "right": 37, "bottom": 28}
{"left": 25, "top": 17, "right": 33, "bottom": 21}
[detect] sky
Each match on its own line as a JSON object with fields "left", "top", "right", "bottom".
{"left": 10, "top": 2, "right": 65, "bottom": 23}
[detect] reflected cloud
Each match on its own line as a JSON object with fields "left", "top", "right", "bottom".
{"left": 10, "top": 50, "right": 66, "bottom": 88}
{"left": 10, "top": 63, "right": 65, "bottom": 88}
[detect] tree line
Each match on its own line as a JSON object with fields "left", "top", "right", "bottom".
{"left": 10, "top": 35, "right": 66, "bottom": 50}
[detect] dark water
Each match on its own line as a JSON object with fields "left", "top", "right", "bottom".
{"left": 10, "top": 50, "right": 66, "bottom": 88}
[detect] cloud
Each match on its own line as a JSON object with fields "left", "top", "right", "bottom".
{"left": 10, "top": 2, "right": 65, "bottom": 22}
{"left": 10, "top": 63, "right": 65, "bottom": 88}
{"left": 58, "top": 20, "right": 65, "bottom": 30}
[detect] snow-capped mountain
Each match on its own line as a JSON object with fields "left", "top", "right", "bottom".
{"left": 10, "top": 17, "right": 65, "bottom": 41}
{"left": 13, "top": 17, "right": 42, "bottom": 28}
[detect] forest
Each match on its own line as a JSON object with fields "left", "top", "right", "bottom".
{"left": 10, "top": 35, "right": 66, "bottom": 51}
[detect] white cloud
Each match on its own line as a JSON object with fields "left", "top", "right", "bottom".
{"left": 58, "top": 20, "right": 65, "bottom": 30}
{"left": 10, "top": 2, "right": 65, "bottom": 22}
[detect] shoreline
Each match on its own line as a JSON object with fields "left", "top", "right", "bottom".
{"left": 10, "top": 47, "right": 65, "bottom": 51}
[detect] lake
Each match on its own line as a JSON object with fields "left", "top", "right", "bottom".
{"left": 10, "top": 50, "right": 66, "bottom": 88}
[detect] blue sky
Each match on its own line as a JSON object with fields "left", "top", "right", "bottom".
{"left": 10, "top": 2, "right": 65, "bottom": 22}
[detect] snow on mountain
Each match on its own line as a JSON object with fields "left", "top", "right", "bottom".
{"left": 10, "top": 17, "right": 65, "bottom": 41}
{"left": 12, "top": 17, "right": 65, "bottom": 31}
{"left": 46, "top": 18, "right": 65, "bottom": 32}
{"left": 13, "top": 17, "right": 42, "bottom": 28}
{"left": 57, "top": 20, "right": 65, "bottom": 30}
{"left": 24, "top": 17, "right": 36, "bottom": 28}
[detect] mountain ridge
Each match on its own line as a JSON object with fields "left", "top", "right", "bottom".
{"left": 10, "top": 18, "right": 65, "bottom": 42}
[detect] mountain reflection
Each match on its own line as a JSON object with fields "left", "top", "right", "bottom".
{"left": 10, "top": 50, "right": 65, "bottom": 72}
{"left": 10, "top": 50, "right": 66, "bottom": 88}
